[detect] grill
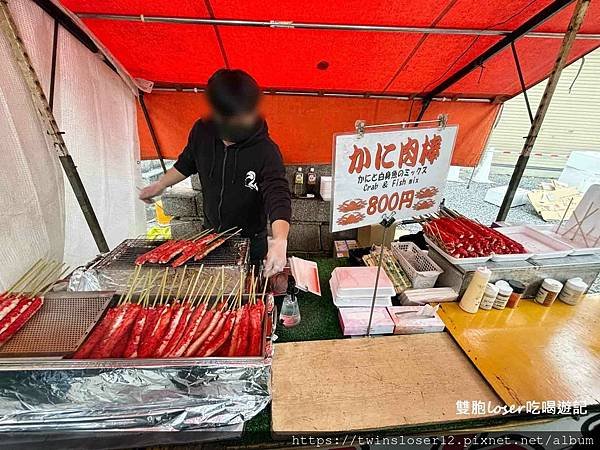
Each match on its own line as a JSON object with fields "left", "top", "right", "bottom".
{"left": 90, "top": 237, "right": 250, "bottom": 294}
{"left": 94, "top": 237, "right": 249, "bottom": 269}
{"left": 0, "top": 292, "right": 112, "bottom": 358}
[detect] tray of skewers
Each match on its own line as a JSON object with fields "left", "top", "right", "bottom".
{"left": 422, "top": 213, "right": 530, "bottom": 264}
{"left": 71, "top": 265, "right": 273, "bottom": 361}
{"left": 135, "top": 228, "right": 243, "bottom": 267}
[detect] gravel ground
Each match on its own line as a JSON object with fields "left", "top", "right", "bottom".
{"left": 441, "top": 172, "right": 599, "bottom": 293}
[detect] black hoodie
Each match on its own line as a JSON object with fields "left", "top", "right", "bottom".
{"left": 173, "top": 119, "right": 291, "bottom": 239}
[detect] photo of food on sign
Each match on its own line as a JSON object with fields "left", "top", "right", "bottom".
{"left": 331, "top": 125, "right": 458, "bottom": 232}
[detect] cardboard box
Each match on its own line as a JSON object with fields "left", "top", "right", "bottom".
{"left": 357, "top": 224, "right": 397, "bottom": 248}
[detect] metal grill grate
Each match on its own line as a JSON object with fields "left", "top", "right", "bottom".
{"left": 0, "top": 292, "right": 112, "bottom": 358}
{"left": 93, "top": 237, "right": 249, "bottom": 270}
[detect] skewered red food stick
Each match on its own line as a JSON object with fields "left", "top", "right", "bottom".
{"left": 135, "top": 240, "right": 178, "bottom": 265}
{"left": 184, "top": 305, "right": 223, "bottom": 357}
{"left": 248, "top": 300, "right": 265, "bottom": 357}
{"left": 170, "top": 234, "right": 218, "bottom": 267}
{"left": 162, "top": 269, "right": 204, "bottom": 356}
{"left": 227, "top": 304, "right": 249, "bottom": 356}
{"left": 123, "top": 307, "right": 147, "bottom": 358}
{"left": 196, "top": 310, "right": 235, "bottom": 357}
{"left": 0, "top": 297, "right": 43, "bottom": 345}
{"left": 73, "top": 306, "right": 119, "bottom": 359}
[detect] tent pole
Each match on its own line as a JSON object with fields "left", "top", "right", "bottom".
{"left": 497, "top": 0, "right": 590, "bottom": 222}
{"left": 74, "top": 12, "right": 600, "bottom": 40}
{"left": 510, "top": 42, "right": 534, "bottom": 124}
{"left": 0, "top": 1, "right": 109, "bottom": 253}
{"left": 138, "top": 93, "right": 167, "bottom": 173}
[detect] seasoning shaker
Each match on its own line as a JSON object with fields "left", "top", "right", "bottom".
{"left": 534, "top": 278, "right": 563, "bottom": 307}
{"left": 459, "top": 267, "right": 491, "bottom": 313}
{"left": 558, "top": 277, "right": 588, "bottom": 306}
{"left": 506, "top": 280, "right": 526, "bottom": 308}
{"left": 479, "top": 283, "right": 499, "bottom": 310}
{"left": 493, "top": 280, "right": 512, "bottom": 310}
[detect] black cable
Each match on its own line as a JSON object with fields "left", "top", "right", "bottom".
{"left": 568, "top": 57, "right": 585, "bottom": 93}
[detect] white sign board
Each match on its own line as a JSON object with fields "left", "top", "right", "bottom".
{"left": 331, "top": 125, "right": 458, "bottom": 232}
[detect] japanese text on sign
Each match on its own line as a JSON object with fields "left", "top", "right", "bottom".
{"left": 331, "top": 125, "right": 457, "bottom": 232}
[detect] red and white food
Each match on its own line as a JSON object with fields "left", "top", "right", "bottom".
{"left": 0, "top": 294, "right": 44, "bottom": 347}
{"left": 72, "top": 297, "right": 266, "bottom": 359}
{"left": 423, "top": 216, "right": 526, "bottom": 258}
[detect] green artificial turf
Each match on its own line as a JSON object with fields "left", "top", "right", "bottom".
{"left": 275, "top": 256, "right": 347, "bottom": 343}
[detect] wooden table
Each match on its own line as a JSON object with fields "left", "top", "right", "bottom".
{"left": 272, "top": 333, "right": 502, "bottom": 434}
{"left": 439, "top": 295, "right": 600, "bottom": 407}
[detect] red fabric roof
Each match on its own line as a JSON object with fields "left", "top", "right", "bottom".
{"left": 60, "top": 0, "right": 600, "bottom": 99}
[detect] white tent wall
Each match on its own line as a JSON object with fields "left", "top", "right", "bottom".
{"left": 0, "top": 0, "right": 145, "bottom": 286}
{"left": 0, "top": 1, "right": 65, "bottom": 290}
{"left": 53, "top": 24, "right": 146, "bottom": 265}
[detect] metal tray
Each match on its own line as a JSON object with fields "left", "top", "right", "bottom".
{"left": 0, "top": 292, "right": 112, "bottom": 358}
{"left": 0, "top": 293, "right": 275, "bottom": 371}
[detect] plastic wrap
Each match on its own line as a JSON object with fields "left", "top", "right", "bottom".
{"left": 0, "top": 363, "right": 270, "bottom": 432}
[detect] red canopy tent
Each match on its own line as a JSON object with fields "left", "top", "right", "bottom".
{"left": 51, "top": 0, "right": 600, "bottom": 165}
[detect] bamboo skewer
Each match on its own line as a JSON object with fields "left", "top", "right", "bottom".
{"left": 38, "top": 265, "right": 71, "bottom": 297}
{"left": 5, "top": 259, "right": 43, "bottom": 293}
{"left": 166, "top": 270, "right": 179, "bottom": 301}
{"left": 175, "top": 266, "right": 187, "bottom": 300}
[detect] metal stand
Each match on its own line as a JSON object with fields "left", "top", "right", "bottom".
{"left": 0, "top": 1, "right": 109, "bottom": 253}
{"left": 365, "top": 215, "right": 396, "bottom": 337}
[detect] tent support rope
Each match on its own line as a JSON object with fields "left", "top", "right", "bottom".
{"left": 0, "top": 0, "right": 109, "bottom": 253}
{"left": 497, "top": 0, "right": 591, "bottom": 222}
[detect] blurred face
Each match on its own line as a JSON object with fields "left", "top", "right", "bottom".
{"left": 212, "top": 109, "right": 260, "bottom": 143}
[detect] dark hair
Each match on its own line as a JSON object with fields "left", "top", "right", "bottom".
{"left": 206, "top": 69, "right": 260, "bottom": 116}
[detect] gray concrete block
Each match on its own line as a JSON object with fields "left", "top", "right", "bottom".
{"left": 162, "top": 187, "right": 198, "bottom": 217}
{"left": 191, "top": 174, "right": 202, "bottom": 191}
{"left": 291, "top": 198, "right": 331, "bottom": 222}
{"left": 170, "top": 217, "right": 203, "bottom": 238}
{"left": 288, "top": 221, "right": 322, "bottom": 253}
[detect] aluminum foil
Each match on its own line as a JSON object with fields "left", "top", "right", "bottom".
{"left": 0, "top": 362, "right": 270, "bottom": 432}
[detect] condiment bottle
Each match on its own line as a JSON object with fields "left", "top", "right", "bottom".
{"left": 479, "top": 283, "right": 499, "bottom": 310}
{"left": 459, "top": 267, "right": 491, "bottom": 313}
{"left": 493, "top": 280, "right": 512, "bottom": 310}
{"left": 506, "top": 280, "right": 526, "bottom": 308}
{"left": 293, "top": 167, "right": 305, "bottom": 197}
{"left": 306, "top": 167, "right": 318, "bottom": 198}
{"left": 558, "top": 277, "right": 588, "bottom": 306}
{"left": 534, "top": 278, "right": 563, "bottom": 307}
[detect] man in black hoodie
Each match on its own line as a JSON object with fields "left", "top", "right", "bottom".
{"left": 139, "top": 69, "right": 291, "bottom": 277}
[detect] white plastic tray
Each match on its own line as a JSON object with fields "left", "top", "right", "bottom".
{"left": 329, "top": 279, "right": 393, "bottom": 308}
{"left": 424, "top": 236, "right": 491, "bottom": 265}
{"left": 330, "top": 267, "right": 396, "bottom": 298}
{"left": 496, "top": 226, "right": 573, "bottom": 260}
{"left": 533, "top": 225, "right": 599, "bottom": 256}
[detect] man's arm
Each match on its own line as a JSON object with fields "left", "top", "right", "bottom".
{"left": 138, "top": 167, "right": 187, "bottom": 204}
{"left": 139, "top": 122, "right": 199, "bottom": 203}
{"left": 260, "top": 145, "right": 292, "bottom": 277}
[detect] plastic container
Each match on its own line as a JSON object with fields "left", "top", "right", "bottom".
{"left": 534, "top": 278, "right": 563, "bottom": 307}
{"left": 479, "top": 283, "right": 499, "bottom": 310}
{"left": 506, "top": 280, "right": 526, "bottom": 308}
{"left": 459, "top": 267, "right": 491, "bottom": 313}
{"left": 320, "top": 176, "right": 332, "bottom": 201}
{"left": 493, "top": 280, "right": 512, "bottom": 310}
{"left": 391, "top": 241, "right": 443, "bottom": 288}
{"left": 558, "top": 277, "right": 588, "bottom": 306}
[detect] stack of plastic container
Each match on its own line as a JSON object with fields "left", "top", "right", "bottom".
{"left": 329, "top": 266, "right": 395, "bottom": 308}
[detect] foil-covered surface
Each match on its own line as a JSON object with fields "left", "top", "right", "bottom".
{"left": 0, "top": 362, "right": 270, "bottom": 432}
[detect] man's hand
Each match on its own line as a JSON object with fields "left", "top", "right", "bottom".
{"left": 138, "top": 181, "right": 165, "bottom": 204}
{"left": 264, "top": 237, "right": 287, "bottom": 278}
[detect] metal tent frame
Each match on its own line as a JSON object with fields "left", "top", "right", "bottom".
{"left": 1, "top": 0, "right": 593, "bottom": 251}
